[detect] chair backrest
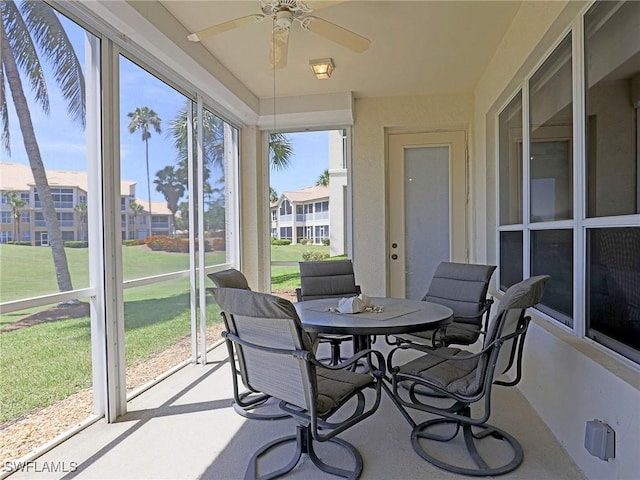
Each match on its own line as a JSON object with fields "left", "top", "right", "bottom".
{"left": 212, "top": 287, "right": 315, "bottom": 411}
{"left": 208, "top": 268, "right": 251, "bottom": 290}
{"left": 483, "top": 275, "right": 550, "bottom": 378}
{"left": 297, "top": 260, "right": 360, "bottom": 301}
{"left": 422, "top": 262, "right": 496, "bottom": 325}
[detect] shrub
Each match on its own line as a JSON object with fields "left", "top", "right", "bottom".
{"left": 7, "top": 241, "right": 31, "bottom": 246}
{"left": 211, "top": 237, "right": 225, "bottom": 251}
{"left": 123, "top": 239, "right": 145, "bottom": 246}
{"left": 302, "top": 251, "right": 329, "bottom": 261}
{"left": 64, "top": 241, "right": 88, "bottom": 248}
{"left": 299, "top": 238, "right": 311, "bottom": 245}
{"left": 144, "top": 235, "right": 211, "bottom": 253}
{"left": 272, "top": 239, "right": 292, "bottom": 246}
{"left": 322, "top": 238, "right": 330, "bottom": 246}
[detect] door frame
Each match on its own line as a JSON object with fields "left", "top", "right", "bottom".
{"left": 385, "top": 130, "right": 469, "bottom": 297}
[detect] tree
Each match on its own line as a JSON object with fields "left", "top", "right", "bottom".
{"left": 73, "top": 202, "right": 87, "bottom": 241}
{"left": 269, "top": 187, "right": 279, "bottom": 203}
{"left": 154, "top": 165, "right": 184, "bottom": 235}
{"left": 127, "top": 106, "right": 161, "bottom": 222}
{"left": 129, "top": 200, "right": 144, "bottom": 240}
{"left": 169, "top": 104, "right": 295, "bottom": 182}
{"left": 269, "top": 133, "right": 294, "bottom": 171}
{"left": 1, "top": 0, "right": 84, "bottom": 293}
{"left": 316, "top": 169, "right": 329, "bottom": 187}
{"left": 5, "top": 191, "right": 26, "bottom": 242}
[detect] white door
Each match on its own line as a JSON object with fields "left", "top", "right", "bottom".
{"left": 40, "top": 232, "right": 49, "bottom": 247}
{"left": 388, "top": 131, "right": 468, "bottom": 299}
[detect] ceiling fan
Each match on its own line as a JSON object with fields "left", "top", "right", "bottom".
{"left": 187, "top": 0, "right": 370, "bottom": 69}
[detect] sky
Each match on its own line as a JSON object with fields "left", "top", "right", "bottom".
{"left": 3, "top": 8, "right": 328, "bottom": 203}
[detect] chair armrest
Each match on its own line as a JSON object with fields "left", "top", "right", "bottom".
{"left": 295, "top": 288, "right": 302, "bottom": 302}
{"left": 311, "top": 348, "right": 386, "bottom": 377}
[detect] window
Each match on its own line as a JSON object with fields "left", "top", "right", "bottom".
{"left": 499, "top": 231, "right": 523, "bottom": 290}
{"left": 583, "top": 0, "right": 640, "bottom": 362}
{"left": 1, "top": 212, "right": 12, "bottom": 224}
{"left": 587, "top": 228, "right": 640, "bottom": 362}
{"left": 280, "top": 226, "right": 292, "bottom": 240}
{"left": 531, "top": 229, "right": 573, "bottom": 325}
{"left": 58, "top": 212, "right": 74, "bottom": 227}
{"left": 585, "top": 2, "right": 639, "bottom": 218}
{"left": 497, "top": 0, "right": 640, "bottom": 362}
{"left": 529, "top": 34, "right": 573, "bottom": 223}
{"left": 35, "top": 188, "right": 74, "bottom": 209}
{"left": 279, "top": 200, "right": 292, "bottom": 216}
{"left": 0, "top": 232, "right": 13, "bottom": 243}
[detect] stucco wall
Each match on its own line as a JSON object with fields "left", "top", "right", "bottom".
{"left": 473, "top": 2, "right": 640, "bottom": 479}
{"left": 352, "top": 93, "right": 474, "bottom": 296}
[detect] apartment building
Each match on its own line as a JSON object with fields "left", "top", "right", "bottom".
{"left": 0, "top": 162, "right": 173, "bottom": 244}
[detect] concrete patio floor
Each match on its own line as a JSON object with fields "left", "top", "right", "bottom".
{"left": 7, "top": 341, "right": 586, "bottom": 480}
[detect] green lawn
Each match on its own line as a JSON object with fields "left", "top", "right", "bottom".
{"left": 0, "top": 243, "right": 338, "bottom": 423}
{"left": 270, "top": 244, "right": 343, "bottom": 291}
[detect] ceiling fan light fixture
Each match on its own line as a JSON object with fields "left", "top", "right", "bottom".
{"left": 310, "top": 58, "right": 334, "bottom": 79}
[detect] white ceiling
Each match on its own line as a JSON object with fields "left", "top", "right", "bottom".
{"left": 158, "top": 1, "right": 522, "bottom": 100}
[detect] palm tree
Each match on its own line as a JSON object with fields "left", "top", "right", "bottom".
{"left": 5, "top": 191, "right": 26, "bottom": 242}
{"left": 129, "top": 200, "right": 144, "bottom": 240}
{"left": 269, "top": 133, "right": 294, "bottom": 171}
{"left": 154, "top": 165, "right": 184, "bottom": 235}
{"left": 73, "top": 202, "right": 87, "bottom": 241}
{"left": 169, "top": 104, "right": 295, "bottom": 185}
{"left": 316, "top": 169, "right": 330, "bottom": 187}
{"left": 1, "top": 0, "right": 84, "bottom": 293}
{"left": 269, "top": 187, "right": 279, "bottom": 203}
{"left": 127, "top": 106, "right": 161, "bottom": 221}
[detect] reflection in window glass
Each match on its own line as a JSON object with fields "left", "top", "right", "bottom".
{"left": 585, "top": 1, "right": 640, "bottom": 218}
{"left": 587, "top": 228, "right": 640, "bottom": 359}
{"left": 499, "top": 92, "right": 523, "bottom": 225}
{"left": 499, "top": 231, "right": 523, "bottom": 290}
{"left": 531, "top": 229, "right": 573, "bottom": 325}
{"left": 529, "top": 35, "right": 573, "bottom": 222}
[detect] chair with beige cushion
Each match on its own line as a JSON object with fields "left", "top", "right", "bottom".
{"left": 296, "top": 260, "right": 362, "bottom": 365}
{"left": 393, "top": 262, "right": 496, "bottom": 349}
{"left": 385, "top": 275, "right": 550, "bottom": 476}
{"left": 208, "top": 268, "right": 288, "bottom": 420}
{"left": 212, "top": 287, "right": 384, "bottom": 479}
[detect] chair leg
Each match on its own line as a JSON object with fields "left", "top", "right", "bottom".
{"left": 410, "top": 414, "right": 523, "bottom": 476}
{"left": 246, "top": 424, "right": 363, "bottom": 480}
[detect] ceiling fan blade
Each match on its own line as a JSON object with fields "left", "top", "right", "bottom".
{"left": 188, "top": 14, "right": 265, "bottom": 42}
{"left": 301, "top": 16, "right": 370, "bottom": 53}
{"left": 270, "top": 29, "right": 290, "bottom": 70}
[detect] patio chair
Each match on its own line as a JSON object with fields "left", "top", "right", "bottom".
{"left": 208, "top": 268, "right": 288, "bottom": 420}
{"left": 207, "top": 268, "right": 251, "bottom": 290}
{"left": 212, "top": 287, "right": 384, "bottom": 480}
{"left": 385, "top": 275, "right": 550, "bottom": 476}
{"left": 392, "top": 262, "right": 496, "bottom": 348}
{"left": 296, "top": 260, "right": 361, "bottom": 365}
